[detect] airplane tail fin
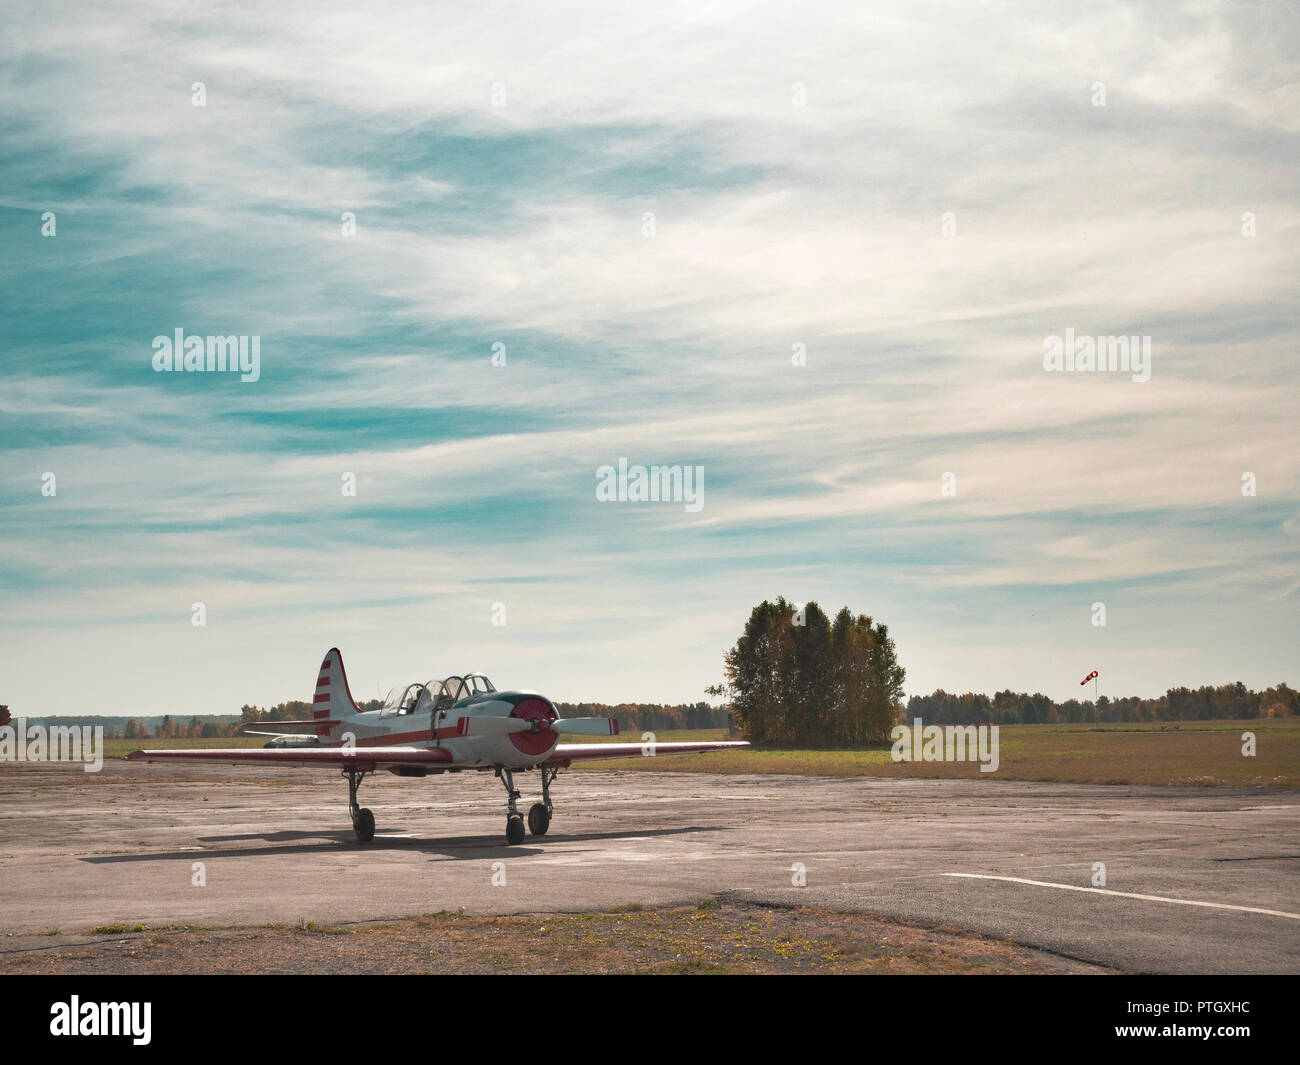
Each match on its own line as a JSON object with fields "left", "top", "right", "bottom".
{"left": 313, "top": 648, "right": 359, "bottom": 738}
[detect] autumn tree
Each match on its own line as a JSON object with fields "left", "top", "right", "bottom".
{"left": 720, "top": 598, "right": 905, "bottom": 747}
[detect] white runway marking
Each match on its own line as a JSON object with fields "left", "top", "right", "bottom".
{"left": 942, "top": 873, "right": 1300, "bottom": 920}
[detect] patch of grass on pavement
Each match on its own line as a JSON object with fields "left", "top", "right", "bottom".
{"left": 12, "top": 904, "right": 1104, "bottom": 975}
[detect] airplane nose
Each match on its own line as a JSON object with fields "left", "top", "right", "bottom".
{"left": 508, "top": 696, "right": 557, "bottom": 755}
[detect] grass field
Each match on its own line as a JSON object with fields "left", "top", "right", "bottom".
{"left": 571, "top": 719, "right": 1297, "bottom": 787}
{"left": 101, "top": 736, "right": 266, "bottom": 760}
{"left": 104, "top": 720, "right": 1297, "bottom": 787}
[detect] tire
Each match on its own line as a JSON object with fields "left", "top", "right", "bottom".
{"left": 354, "top": 807, "right": 376, "bottom": 843}
{"left": 527, "top": 802, "right": 551, "bottom": 836}
{"left": 506, "top": 815, "right": 526, "bottom": 845}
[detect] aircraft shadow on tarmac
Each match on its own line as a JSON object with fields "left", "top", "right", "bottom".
{"left": 79, "top": 825, "right": 724, "bottom": 864}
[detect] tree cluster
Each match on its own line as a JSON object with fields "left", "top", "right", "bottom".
{"left": 716, "top": 597, "right": 906, "bottom": 746}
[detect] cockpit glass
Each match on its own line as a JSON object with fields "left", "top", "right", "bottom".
{"left": 382, "top": 675, "right": 495, "bottom": 714}
{"left": 415, "top": 683, "right": 439, "bottom": 713}
{"left": 380, "top": 682, "right": 425, "bottom": 716}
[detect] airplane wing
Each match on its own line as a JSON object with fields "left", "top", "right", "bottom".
{"left": 124, "top": 746, "right": 452, "bottom": 770}
{"left": 547, "top": 740, "right": 749, "bottom": 765}
{"left": 238, "top": 730, "right": 320, "bottom": 738}
{"left": 125, "top": 740, "right": 750, "bottom": 770}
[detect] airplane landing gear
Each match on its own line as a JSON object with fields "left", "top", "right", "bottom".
{"left": 506, "top": 814, "right": 526, "bottom": 845}
{"left": 347, "top": 769, "right": 375, "bottom": 843}
{"left": 529, "top": 767, "right": 558, "bottom": 835}
{"left": 497, "top": 767, "right": 525, "bottom": 844}
{"left": 527, "top": 803, "right": 550, "bottom": 836}
{"left": 497, "top": 765, "right": 560, "bottom": 842}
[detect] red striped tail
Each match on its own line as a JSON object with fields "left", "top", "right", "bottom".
{"left": 313, "top": 648, "right": 359, "bottom": 738}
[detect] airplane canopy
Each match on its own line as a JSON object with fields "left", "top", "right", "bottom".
{"left": 379, "top": 674, "right": 496, "bottom": 716}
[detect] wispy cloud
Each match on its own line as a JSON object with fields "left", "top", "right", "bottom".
{"left": 1, "top": 0, "right": 1296, "bottom": 716}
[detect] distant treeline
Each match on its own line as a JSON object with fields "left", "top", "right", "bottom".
{"left": 238, "top": 698, "right": 727, "bottom": 732}
{"left": 906, "top": 682, "right": 1297, "bottom": 725}
{"left": 239, "top": 700, "right": 375, "bottom": 722}
{"left": 10, "top": 714, "right": 242, "bottom": 740}
{"left": 7, "top": 679, "right": 1292, "bottom": 742}
{"left": 5, "top": 700, "right": 727, "bottom": 740}
{"left": 554, "top": 702, "right": 730, "bottom": 731}
{"left": 238, "top": 696, "right": 727, "bottom": 732}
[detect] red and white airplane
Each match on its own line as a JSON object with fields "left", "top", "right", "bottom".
{"left": 127, "top": 648, "right": 749, "bottom": 844}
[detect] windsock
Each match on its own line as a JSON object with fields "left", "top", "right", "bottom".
{"left": 1080, "top": 670, "right": 1099, "bottom": 686}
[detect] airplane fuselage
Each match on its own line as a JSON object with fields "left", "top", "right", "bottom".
{"left": 322, "top": 690, "right": 561, "bottom": 770}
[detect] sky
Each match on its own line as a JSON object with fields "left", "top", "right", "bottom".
{"left": 1, "top": 1, "right": 1297, "bottom": 718}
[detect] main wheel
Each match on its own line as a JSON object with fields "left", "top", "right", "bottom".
{"left": 353, "top": 807, "right": 376, "bottom": 843}
{"left": 506, "top": 814, "right": 526, "bottom": 845}
{"left": 527, "top": 802, "right": 551, "bottom": 836}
